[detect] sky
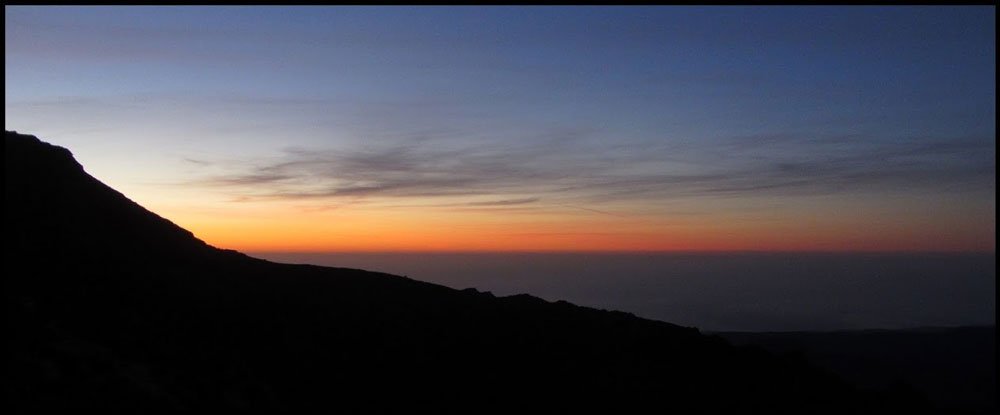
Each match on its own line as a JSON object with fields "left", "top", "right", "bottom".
{"left": 5, "top": 6, "right": 996, "bottom": 253}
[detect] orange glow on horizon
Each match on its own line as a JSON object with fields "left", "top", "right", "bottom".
{"left": 164, "top": 204, "right": 995, "bottom": 254}
{"left": 133, "top": 183, "right": 995, "bottom": 255}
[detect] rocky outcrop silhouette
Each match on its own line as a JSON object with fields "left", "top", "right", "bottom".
{"left": 5, "top": 130, "right": 931, "bottom": 413}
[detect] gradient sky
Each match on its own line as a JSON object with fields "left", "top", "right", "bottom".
{"left": 5, "top": 6, "right": 996, "bottom": 252}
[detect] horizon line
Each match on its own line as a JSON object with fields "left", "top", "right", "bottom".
{"left": 243, "top": 248, "right": 997, "bottom": 255}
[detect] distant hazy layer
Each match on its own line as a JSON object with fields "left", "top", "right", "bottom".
{"left": 251, "top": 252, "right": 995, "bottom": 332}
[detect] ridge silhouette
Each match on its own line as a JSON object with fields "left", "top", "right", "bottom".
{"left": 5, "top": 130, "right": 932, "bottom": 413}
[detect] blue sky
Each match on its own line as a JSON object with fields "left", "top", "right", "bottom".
{"left": 5, "top": 6, "right": 995, "bottom": 252}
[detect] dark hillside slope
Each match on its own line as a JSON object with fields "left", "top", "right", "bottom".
{"left": 5, "top": 130, "right": 929, "bottom": 413}
{"left": 718, "top": 327, "right": 996, "bottom": 413}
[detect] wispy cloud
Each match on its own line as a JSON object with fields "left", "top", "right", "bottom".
{"left": 180, "top": 129, "right": 994, "bottom": 216}
{"left": 467, "top": 197, "right": 540, "bottom": 206}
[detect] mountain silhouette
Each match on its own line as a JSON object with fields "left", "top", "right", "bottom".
{"left": 5, "top": 130, "right": 931, "bottom": 413}
{"left": 718, "top": 327, "right": 996, "bottom": 413}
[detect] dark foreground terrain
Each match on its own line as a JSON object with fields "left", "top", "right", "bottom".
{"left": 718, "top": 327, "right": 996, "bottom": 414}
{"left": 6, "top": 130, "right": 933, "bottom": 413}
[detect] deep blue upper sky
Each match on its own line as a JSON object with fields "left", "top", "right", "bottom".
{"left": 4, "top": 6, "right": 996, "bottom": 252}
